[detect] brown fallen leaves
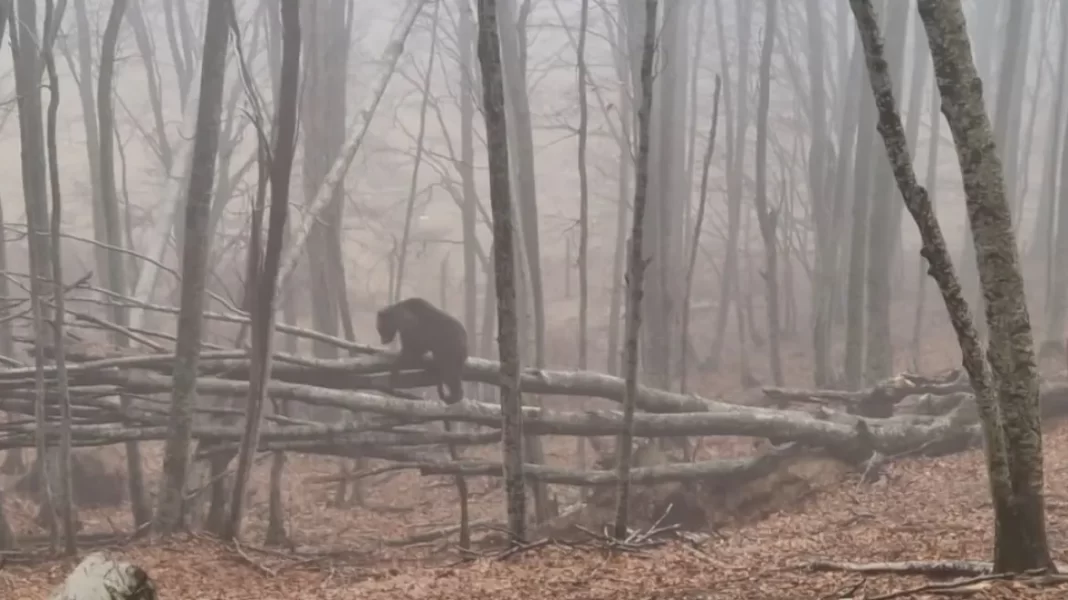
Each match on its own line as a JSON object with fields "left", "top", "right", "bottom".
{"left": 5, "top": 330, "right": 1068, "bottom": 599}
{"left": 5, "top": 418, "right": 1068, "bottom": 599}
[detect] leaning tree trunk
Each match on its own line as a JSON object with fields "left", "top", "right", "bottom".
{"left": 613, "top": 0, "right": 657, "bottom": 542}
{"left": 476, "top": 0, "right": 526, "bottom": 546}
{"left": 855, "top": 0, "right": 1054, "bottom": 574}
{"left": 917, "top": 0, "right": 1053, "bottom": 572}
{"left": 154, "top": 0, "right": 231, "bottom": 536}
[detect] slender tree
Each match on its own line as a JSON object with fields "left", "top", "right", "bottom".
{"left": 98, "top": 0, "right": 151, "bottom": 530}
{"left": 853, "top": 0, "right": 1054, "bottom": 573}
{"left": 753, "top": 0, "right": 782, "bottom": 385}
{"left": 11, "top": 0, "right": 57, "bottom": 541}
{"left": 680, "top": 75, "right": 721, "bottom": 393}
{"left": 575, "top": 0, "right": 590, "bottom": 476}
{"left": 221, "top": 0, "right": 300, "bottom": 541}
{"left": 42, "top": 0, "right": 75, "bottom": 556}
{"left": 155, "top": 0, "right": 232, "bottom": 535}
{"left": 476, "top": 0, "right": 526, "bottom": 545}
{"left": 613, "top": 0, "right": 657, "bottom": 541}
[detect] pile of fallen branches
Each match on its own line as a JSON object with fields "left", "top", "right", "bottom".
{"left": 3, "top": 270, "right": 1068, "bottom": 493}
{"left": 2, "top": 337, "right": 1067, "bottom": 490}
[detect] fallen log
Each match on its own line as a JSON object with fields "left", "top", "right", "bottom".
{"left": 8, "top": 347, "right": 1068, "bottom": 468}
{"left": 0, "top": 348, "right": 728, "bottom": 413}
{"left": 0, "top": 370, "right": 1006, "bottom": 464}
{"left": 762, "top": 369, "right": 969, "bottom": 417}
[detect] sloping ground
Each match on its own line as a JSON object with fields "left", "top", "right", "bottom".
{"left": 4, "top": 419, "right": 1068, "bottom": 599}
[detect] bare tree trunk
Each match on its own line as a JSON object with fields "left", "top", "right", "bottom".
{"left": 574, "top": 0, "right": 590, "bottom": 477}
{"left": 708, "top": 0, "right": 753, "bottom": 370}
{"left": 0, "top": 0, "right": 22, "bottom": 479}
{"left": 1030, "top": 2, "right": 1067, "bottom": 264}
{"left": 680, "top": 76, "right": 721, "bottom": 393}
{"left": 910, "top": 83, "right": 941, "bottom": 367}
{"left": 267, "top": 232, "right": 297, "bottom": 545}
{"left": 844, "top": 3, "right": 878, "bottom": 389}
{"left": 458, "top": 0, "right": 480, "bottom": 400}
{"left": 69, "top": 0, "right": 108, "bottom": 296}
{"left": 642, "top": 0, "right": 688, "bottom": 389}
{"left": 42, "top": 12, "right": 76, "bottom": 554}
{"left": 613, "top": 0, "right": 657, "bottom": 541}
{"left": 852, "top": 0, "right": 1013, "bottom": 573}
{"left": 393, "top": 3, "right": 440, "bottom": 302}
{"left": 497, "top": 0, "right": 551, "bottom": 523}
{"left": 1041, "top": 1, "right": 1068, "bottom": 353}
{"left": 162, "top": 0, "right": 196, "bottom": 103}
{"left": 299, "top": 0, "right": 348, "bottom": 401}
{"left": 476, "top": 0, "right": 526, "bottom": 545}
{"left": 805, "top": 0, "right": 834, "bottom": 387}
{"left": 98, "top": 0, "right": 150, "bottom": 531}
{"left": 126, "top": 0, "right": 174, "bottom": 173}
{"left": 681, "top": 0, "right": 706, "bottom": 256}
{"left": 274, "top": 0, "right": 428, "bottom": 296}
{"left": 916, "top": 0, "right": 1053, "bottom": 573}
{"left": 222, "top": 0, "right": 300, "bottom": 541}
{"left": 1002, "top": 2, "right": 1033, "bottom": 221}
{"left": 155, "top": 0, "right": 231, "bottom": 536}
{"left": 604, "top": 0, "right": 633, "bottom": 377}
{"left": 863, "top": 0, "right": 908, "bottom": 383}
{"left": 753, "top": 0, "right": 782, "bottom": 385}
{"left": 823, "top": 43, "right": 864, "bottom": 374}
{"left": 12, "top": 0, "right": 57, "bottom": 542}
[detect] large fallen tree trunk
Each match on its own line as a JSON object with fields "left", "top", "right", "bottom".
{"left": 10, "top": 344, "right": 1068, "bottom": 477}
{"left": 0, "top": 348, "right": 984, "bottom": 416}
{"left": 5, "top": 367, "right": 1068, "bottom": 461}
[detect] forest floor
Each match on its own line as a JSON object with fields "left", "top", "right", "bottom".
{"left": 3, "top": 331, "right": 1068, "bottom": 599}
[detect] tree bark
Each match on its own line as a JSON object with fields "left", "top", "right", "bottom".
{"left": 12, "top": 0, "right": 57, "bottom": 542}
{"left": 221, "top": 0, "right": 300, "bottom": 542}
{"left": 476, "top": 0, "right": 526, "bottom": 546}
{"left": 858, "top": 0, "right": 1055, "bottom": 573}
{"left": 97, "top": 0, "right": 150, "bottom": 531}
{"left": 42, "top": 10, "right": 76, "bottom": 555}
{"left": 613, "top": 0, "right": 657, "bottom": 541}
{"left": 754, "top": 0, "right": 782, "bottom": 386}
{"left": 154, "top": 0, "right": 232, "bottom": 536}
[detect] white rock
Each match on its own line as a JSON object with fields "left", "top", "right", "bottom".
{"left": 48, "top": 552, "right": 156, "bottom": 600}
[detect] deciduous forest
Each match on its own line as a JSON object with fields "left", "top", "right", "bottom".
{"left": 0, "top": 0, "right": 1064, "bottom": 598}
